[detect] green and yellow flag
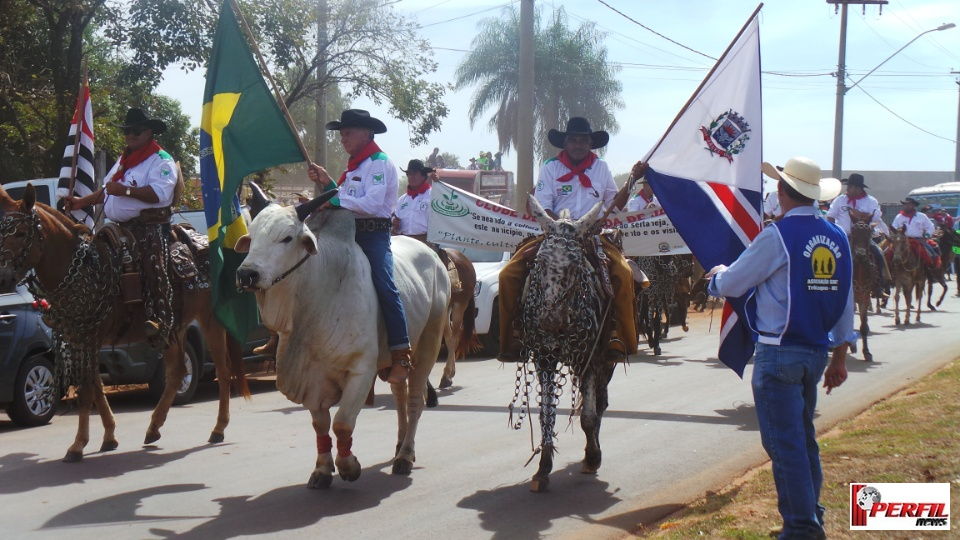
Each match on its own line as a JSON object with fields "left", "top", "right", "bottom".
{"left": 200, "top": 0, "right": 303, "bottom": 341}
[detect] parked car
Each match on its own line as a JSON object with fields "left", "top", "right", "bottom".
{"left": 461, "top": 248, "right": 511, "bottom": 353}
{"left": 0, "top": 283, "right": 59, "bottom": 426}
{"left": 2, "top": 178, "right": 271, "bottom": 408}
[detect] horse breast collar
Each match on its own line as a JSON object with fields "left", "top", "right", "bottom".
{"left": 0, "top": 208, "right": 42, "bottom": 280}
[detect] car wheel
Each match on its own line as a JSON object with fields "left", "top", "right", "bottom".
{"left": 148, "top": 341, "right": 201, "bottom": 405}
{"left": 8, "top": 355, "right": 60, "bottom": 427}
{"left": 480, "top": 298, "right": 501, "bottom": 354}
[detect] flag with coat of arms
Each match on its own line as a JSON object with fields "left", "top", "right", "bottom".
{"left": 645, "top": 9, "right": 763, "bottom": 376}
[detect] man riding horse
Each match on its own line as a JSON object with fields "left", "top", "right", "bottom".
{"left": 64, "top": 108, "right": 176, "bottom": 344}
{"left": 497, "top": 117, "right": 637, "bottom": 363}
{"left": 826, "top": 173, "right": 890, "bottom": 299}
{"left": 890, "top": 197, "right": 940, "bottom": 266}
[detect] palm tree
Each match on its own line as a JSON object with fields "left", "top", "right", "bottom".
{"left": 455, "top": 6, "right": 624, "bottom": 161}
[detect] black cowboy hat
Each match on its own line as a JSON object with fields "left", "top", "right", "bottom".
{"left": 842, "top": 173, "right": 868, "bottom": 188}
{"left": 547, "top": 117, "right": 609, "bottom": 150}
{"left": 119, "top": 108, "right": 167, "bottom": 135}
{"left": 325, "top": 109, "right": 387, "bottom": 134}
{"left": 901, "top": 197, "right": 921, "bottom": 206}
{"left": 401, "top": 159, "right": 434, "bottom": 175}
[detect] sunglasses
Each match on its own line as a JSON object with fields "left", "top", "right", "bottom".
{"left": 123, "top": 126, "right": 146, "bottom": 136}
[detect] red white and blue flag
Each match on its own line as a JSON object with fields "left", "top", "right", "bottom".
{"left": 645, "top": 11, "right": 763, "bottom": 376}
{"left": 57, "top": 83, "right": 96, "bottom": 228}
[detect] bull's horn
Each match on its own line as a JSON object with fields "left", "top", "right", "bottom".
{"left": 296, "top": 189, "right": 340, "bottom": 221}
{"left": 527, "top": 194, "right": 556, "bottom": 233}
{"left": 247, "top": 182, "right": 274, "bottom": 218}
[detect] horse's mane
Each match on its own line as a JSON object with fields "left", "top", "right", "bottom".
{"left": 35, "top": 201, "right": 92, "bottom": 238}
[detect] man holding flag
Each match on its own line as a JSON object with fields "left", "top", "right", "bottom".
{"left": 705, "top": 157, "right": 854, "bottom": 540}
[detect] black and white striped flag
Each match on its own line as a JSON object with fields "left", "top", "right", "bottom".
{"left": 57, "top": 84, "right": 96, "bottom": 228}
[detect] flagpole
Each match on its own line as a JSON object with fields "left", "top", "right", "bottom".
{"left": 228, "top": 0, "right": 311, "bottom": 163}
{"left": 645, "top": 3, "right": 763, "bottom": 161}
{"left": 67, "top": 56, "right": 87, "bottom": 204}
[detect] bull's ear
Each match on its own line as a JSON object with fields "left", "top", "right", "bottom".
{"left": 22, "top": 183, "right": 36, "bottom": 211}
{"left": 235, "top": 235, "right": 251, "bottom": 254}
{"left": 300, "top": 232, "right": 318, "bottom": 255}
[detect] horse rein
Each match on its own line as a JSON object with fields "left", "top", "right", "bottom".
{"left": 0, "top": 208, "right": 42, "bottom": 283}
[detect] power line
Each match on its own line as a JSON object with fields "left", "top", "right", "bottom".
{"left": 850, "top": 83, "right": 955, "bottom": 143}
{"left": 419, "top": 0, "right": 516, "bottom": 29}
{"left": 594, "top": 0, "right": 716, "bottom": 61}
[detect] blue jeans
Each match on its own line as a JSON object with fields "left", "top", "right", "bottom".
{"left": 354, "top": 230, "right": 410, "bottom": 350}
{"left": 752, "top": 343, "right": 829, "bottom": 540}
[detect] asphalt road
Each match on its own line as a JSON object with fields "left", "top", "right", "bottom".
{"left": 2, "top": 289, "right": 959, "bottom": 540}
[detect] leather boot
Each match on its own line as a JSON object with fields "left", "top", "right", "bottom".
{"left": 254, "top": 333, "right": 279, "bottom": 357}
{"left": 386, "top": 348, "right": 413, "bottom": 384}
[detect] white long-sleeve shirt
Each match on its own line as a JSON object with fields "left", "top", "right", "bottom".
{"left": 534, "top": 156, "right": 617, "bottom": 219}
{"left": 395, "top": 187, "right": 431, "bottom": 235}
{"left": 336, "top": 152, "right": 398, "bottom": 219}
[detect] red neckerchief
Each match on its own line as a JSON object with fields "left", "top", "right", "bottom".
{"left": 111, "top": 140, "right": 161, "bottom": 181}
{"left": 899, "top": 209, "right": 916, "bottom": 223}
{"left": 555, "top": 150, "right": 597, "bottom": 188}
{"left": 338, "top": 140, "right": 382, "bottom": 185}
{"left": 847, "top": 191, "right": 866, "bottom": 209}
{"left": 639, "top": 188, "right": 653, "bottom": 204}
{"left": 407, "top": 181, "right": 430, "bottom": 198}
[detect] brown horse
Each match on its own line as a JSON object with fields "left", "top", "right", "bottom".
{"left": 847, "top": 209, "right": 879, "bottom": 361}
{"left": 924, "top": 225, "right": 953, "bottom": 309}
{"left": 0, "top": 184, "right": 249, "bottom": 462}
{"left": 438, "top": 247, "right": 480, "bottom": 388}
{"left": 937, "top": 225, "right": 960, "bottom": 297}
{"left": 887, "top": 227, "right": 926, "bottom": 326}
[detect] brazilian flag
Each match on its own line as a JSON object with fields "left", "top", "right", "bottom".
{"left": 200, "top": 0, "right": 303, "bottom": 341}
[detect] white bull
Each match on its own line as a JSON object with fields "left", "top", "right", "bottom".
{"left": 235, "top": 193, "right": 449, "bottom": 488}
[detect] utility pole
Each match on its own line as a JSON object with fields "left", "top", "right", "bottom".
{"left": 516, "top": 0, "right": 534, "bottom": 214}
{"left": 827, "top": 0, "right": 888, "bottom": 179}
{"left": 314, "top": 0, "right": 328, "bottom": 190}
{"left": 954, "top": 71, "right": 960, "bottom": 182}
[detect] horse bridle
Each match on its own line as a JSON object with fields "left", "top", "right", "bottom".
{"left": 0, "top": 208, "right": 42, "bottom": 282}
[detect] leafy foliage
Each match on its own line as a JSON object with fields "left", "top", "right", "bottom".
{"left": 455, "top": 6, "right": 623, "bottom": 160}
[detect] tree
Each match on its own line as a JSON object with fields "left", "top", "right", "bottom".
{"left": 455, "top": 6, "right": 624, "bottom": 161}
{"left": 119, "top": 0, "right": 449, "bottom": 145}
{"left": 439, "top": 152, "right": 461, "bottom": 169}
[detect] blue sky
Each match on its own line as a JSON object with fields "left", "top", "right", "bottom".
{"left": 158, "top": 0, "right": 960, "bottom": 178}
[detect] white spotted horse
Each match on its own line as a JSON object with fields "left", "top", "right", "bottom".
{"left": 508, "top": 196, "right": 617, "bottom": 492}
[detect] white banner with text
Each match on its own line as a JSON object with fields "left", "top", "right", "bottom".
{"left": 426, "top": 182, "right": 689, "bottom": 256}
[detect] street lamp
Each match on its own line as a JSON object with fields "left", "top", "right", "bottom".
{"left": 831, "top": 22, "right": 955, "bottom": 179}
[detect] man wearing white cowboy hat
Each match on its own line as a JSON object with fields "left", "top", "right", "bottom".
{"left": 307, "top": 108, "right": 413, "bottom": 384}
{"left": 64, "top": 107, "right": 179, "bottom": 343}
{"left": 497, "top": 116, "right": 637, "bottom": 363}
{"left": 705, "top": 156, "right": 855, "bottom": 540}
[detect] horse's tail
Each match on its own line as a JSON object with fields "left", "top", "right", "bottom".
{"left": 226, "top": 334, "right": 251, "bottom": 400}
{"left": 455, "top": 297, "right": 482, "bottom": 359}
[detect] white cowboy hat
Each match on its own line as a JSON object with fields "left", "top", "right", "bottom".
{"left": 761, "top": 157, "right": 841, "bottom": 202}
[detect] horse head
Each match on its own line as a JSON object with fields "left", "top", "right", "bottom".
{"left": 0, "top": 183, "right": 43, "bottom": 291}
{"left": 525, "top": 197, "right": 602, "bottom": 333}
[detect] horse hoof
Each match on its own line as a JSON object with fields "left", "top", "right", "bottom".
{"left": 143, "top": 430, "right": 161, "bottom": 445}
{"left": 580, "top": 460, "right": 601, "bottom": 475}
{"left": 307, "top": 472, "right": 333, "bottom": 489}
{"left": 864, "top": 352, "right": 873, "bottom": 362}
{"left": 682, "top": 325, "right": 689, "bottom": 332}
{"left": 208, "top": 432, "right": 225, "bottom": 444}
{"left": 426, "top": 385, "right": 439, "bottom": 408}
{"left": 654, "top": 347, "right": 662, "bottom": 356}
{"left": 438, "top": 376, "right": 453, "bottom": 389}
{"left": 530, "top": 476, "right": 550, "bottom": 492}
{"left": 63, "top": 451, "right": 83, "bottom": 463}
{"left": 100, "top": 440, "right": 119, "bottom": 452}
{"left": 392, "top": 457, "right": 414, "bottom": 476}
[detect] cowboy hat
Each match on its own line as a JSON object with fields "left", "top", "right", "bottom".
{"left": 119, "top": 108, "right": 167, "bottom": 135}
{"left": 547, "top": 117, "right": 609, "bottom": 149}
{"left": 901, "top": 197, "right": 921, "bottom": 206}
{"left": 401, "top": 159, "right": 434, "bottom": 175}
{"left": 842, "top": 173, "right": 868, "bottom": 189}
{"left": 325, "top": 109, "right": 387, "bottom": 134}
{"left": 761, "top": 157, "right": 841, "bottom": 201}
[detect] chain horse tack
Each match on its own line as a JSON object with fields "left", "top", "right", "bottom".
{"left": 0, "top": 185, "right": 250, "bottom": 463}
{"left": 508, "top": 198, "right": 617, "bottom": 492}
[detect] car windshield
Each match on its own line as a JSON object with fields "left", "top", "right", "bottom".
{"left": 459, "top": 247, "right": 506, "bottom": 263}
{"left": 5, "top": 186, "right": 51, "bottom": 206}
{"left": 909, "top": 192, "right": 960, "bottom": 217}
